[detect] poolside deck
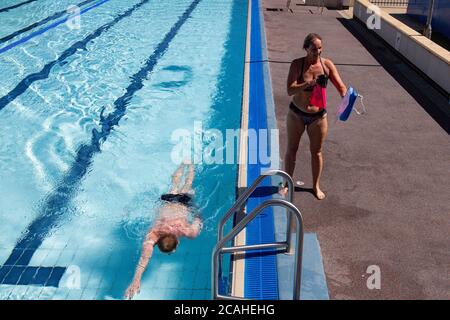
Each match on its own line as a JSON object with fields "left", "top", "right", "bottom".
{"left": 262, "top": 0, "right": 450, "bottom": 299}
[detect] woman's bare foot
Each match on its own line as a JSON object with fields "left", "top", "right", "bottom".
{"left": 278, "top": 183, "right": 289, "bottom": 197}
{"left": 313, "top": 187, "right": 326, "bottom": 200}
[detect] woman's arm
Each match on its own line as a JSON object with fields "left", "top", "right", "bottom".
{"left": 124, "top": 231, "right": 157, "bottom": 299}
{"left": 287, "top": 59, "right": 315, "bottom": 96}
{"left": 325, "top": 59, "right": 347, "bottom": 97}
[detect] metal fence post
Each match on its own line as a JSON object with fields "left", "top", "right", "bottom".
{"left": 423, "top": 0, "right": 435, "bottom": 39}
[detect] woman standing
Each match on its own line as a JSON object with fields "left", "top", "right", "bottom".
{"left": 282, "top": 33, "right": 347, "bottom": 200}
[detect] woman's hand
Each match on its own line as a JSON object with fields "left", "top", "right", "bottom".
{"left": 125, "top": 279, "right": 141, "bottom": 300}
{"left": 302, "top": 79, "right": 316, "bottom": 91}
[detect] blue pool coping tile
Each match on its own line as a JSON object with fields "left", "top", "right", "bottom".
{"left": 272, "top": 194, "right": 330, "bottom": 299}
{"left": 244, "top": 0, "right": 279, "bottom": 300}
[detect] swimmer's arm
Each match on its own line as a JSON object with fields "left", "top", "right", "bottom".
{"left": 287, "top": 59, "right": 315, "bottom": 96}
{"left": 136, "top": 231, "right": 157, "bottom": 275}
{"left": 326, "top": 59, "right": 347, "bottom": 97}
{"left": 125, "top": 231, "right": 157, "bottom": 299}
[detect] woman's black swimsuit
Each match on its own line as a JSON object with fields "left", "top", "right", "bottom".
{"left": 289, "top": 102, "right": 327, "bottom": 126}
{"left": 160, "top": 193, "right": 193, "bottom": 208}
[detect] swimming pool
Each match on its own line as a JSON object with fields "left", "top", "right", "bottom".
{"left": 0, "top": 0, "right": 247, "bottom": 299}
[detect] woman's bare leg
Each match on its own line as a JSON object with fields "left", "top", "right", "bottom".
{"left": 281, "top": 110, "right": 306, "bottom": 195}
{"left": 307, "top": 115, "right": 328, "bottom": 200}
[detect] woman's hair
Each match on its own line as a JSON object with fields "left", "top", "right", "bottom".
{"left": 303, "top": 33, "right": 322, "bottom": 50}
{"left": 157, "top": 234, "right": 179, "bottom": 253}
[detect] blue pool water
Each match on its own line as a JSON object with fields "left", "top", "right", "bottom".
{"left": 0, "top": 0, "right": 247, "bottom": 299}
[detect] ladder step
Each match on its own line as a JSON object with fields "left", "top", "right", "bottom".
{"left": 220, "top": 242, "right": 287, "bottom": 253}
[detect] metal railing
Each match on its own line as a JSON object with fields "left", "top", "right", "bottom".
{"left": 212, "top": 170, "right": 304, "bottom": 300}
{"left": 369, "top": 0, "right": 410, "bottom": 6}
{"left": 217, "top": 170, "right": 294, "bottom": 251}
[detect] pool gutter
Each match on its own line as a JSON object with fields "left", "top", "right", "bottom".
{"left": 230, "top": 0, "right": 281, "bottom": 299}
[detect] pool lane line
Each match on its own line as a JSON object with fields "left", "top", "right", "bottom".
{"left": 0, "top": 0, "right": 112, "bottom": 55}
{"left": 0, "top": 0, "right": 151, "bottom": 112}
{"left": 2, "top": 0, "right": 202, "bottom": 274}
{"left": 0, "top": 0, "right": 38, "bottom": 13}
{"left": 0, "top": 0, "right": 99, "bottom": 44}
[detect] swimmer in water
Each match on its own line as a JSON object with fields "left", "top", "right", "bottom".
{"left": 124, "top": 163, "right": 202, "bottom": 299}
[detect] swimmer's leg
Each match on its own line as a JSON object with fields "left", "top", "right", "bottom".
{"left": 169, "top": 163, "right": 186, "bottom": 193}
{"left": 180, "top": 164, "right": 194, "bottom": 194}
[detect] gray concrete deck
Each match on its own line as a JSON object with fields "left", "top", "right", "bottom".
{"left": 262, "top": 0, "right": 450, "bottom": 299}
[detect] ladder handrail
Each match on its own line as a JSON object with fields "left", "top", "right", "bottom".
{"left": 212, "top": 199, "right": 304, "bottom": 300}
{"left": 217, "top": 170, "right": 294, "bottom": 244}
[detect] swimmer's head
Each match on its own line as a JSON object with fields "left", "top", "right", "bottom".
{"left": 303, "top": 33, "right": 323, "bottom": 58}
{"left": 157, "top": 234, "right": 179, "bottom": 254}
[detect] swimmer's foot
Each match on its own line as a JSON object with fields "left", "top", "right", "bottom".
{"left": 313, "top": 187, "right": 326, "bottom": 200}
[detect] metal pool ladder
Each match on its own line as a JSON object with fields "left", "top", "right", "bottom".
{"left": 212, "top": 170, "right": 304, "bottom": 300}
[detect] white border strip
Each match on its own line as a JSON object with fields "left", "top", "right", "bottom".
{"left": 260, "top": 0, "right": 279, "bottom": 171}
{"left": 230, "top": 0, "right": 252, "bottom": 299}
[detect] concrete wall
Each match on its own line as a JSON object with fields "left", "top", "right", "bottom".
{"left": 354, "top": 0, "right": 450, "bottom": 95}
